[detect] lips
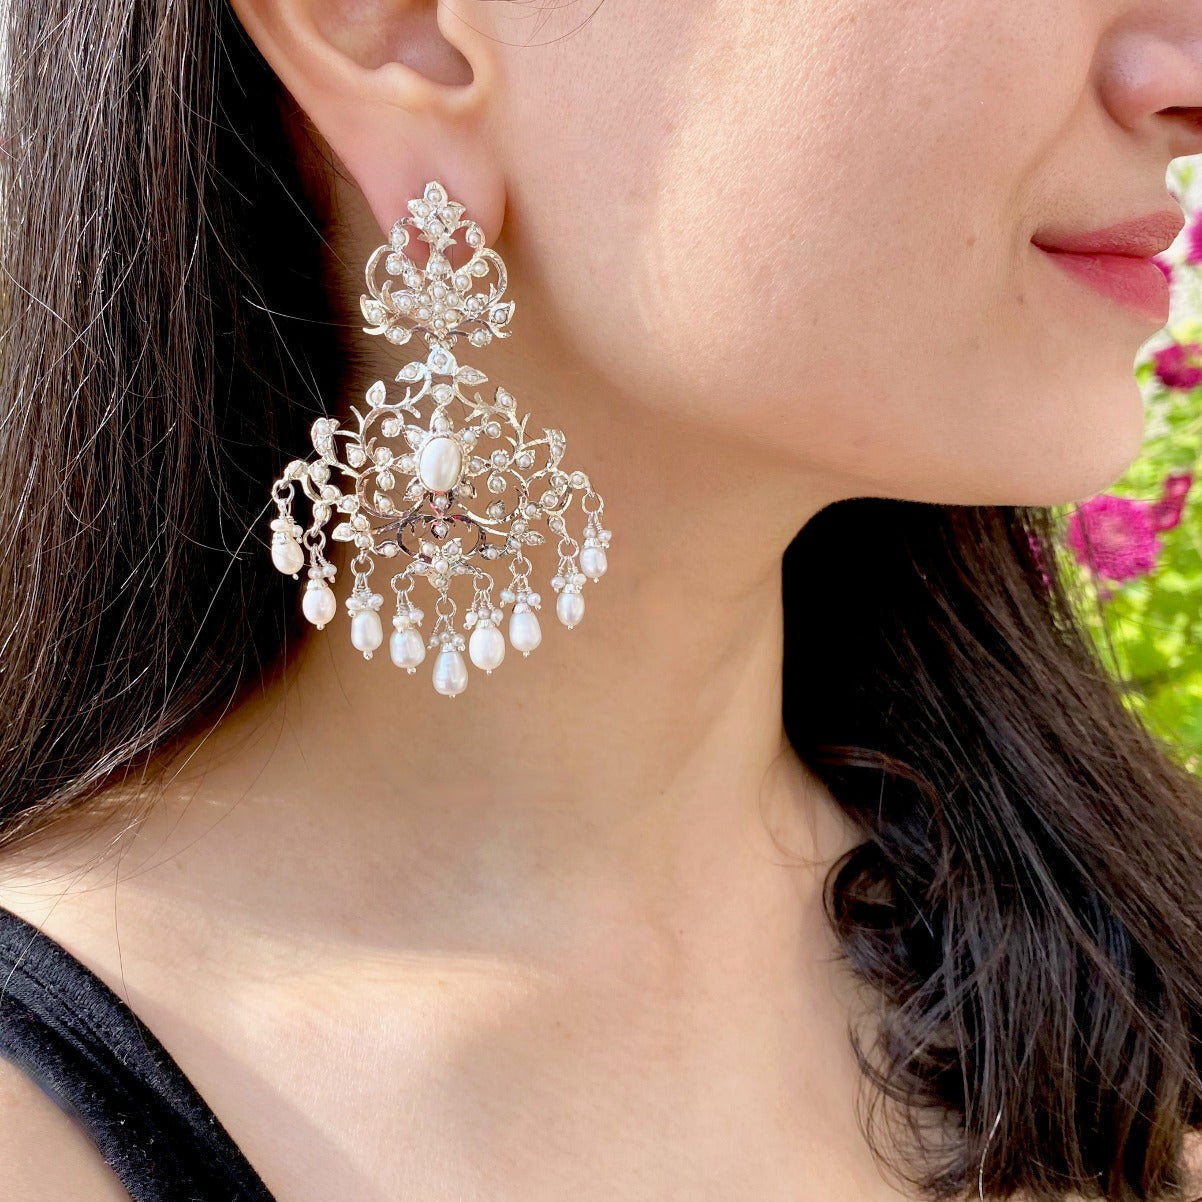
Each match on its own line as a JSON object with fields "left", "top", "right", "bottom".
{"left": 1031, "top": 210, "right": 1184, "bottom": 324}
{"left": 1035, "top": 248, "right": 1172, "bottom": 323}
{"left": 1032, "top": 210, "right": 1186, "bottom": 258}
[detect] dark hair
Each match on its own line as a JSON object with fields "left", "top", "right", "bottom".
{"left": 2, "top": 2, "right": 1202, "bottom": 1198}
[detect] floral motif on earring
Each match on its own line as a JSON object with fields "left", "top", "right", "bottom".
{"left": 268, "top": 180, "right": 612, "bottom": 697}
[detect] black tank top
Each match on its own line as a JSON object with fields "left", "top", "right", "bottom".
{"left": 0, "top": 902, "right": 278, "bottom": 1201}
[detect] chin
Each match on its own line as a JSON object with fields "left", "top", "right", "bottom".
{"left": 1014, "top": 379, "right": 1149, "bottom": 507}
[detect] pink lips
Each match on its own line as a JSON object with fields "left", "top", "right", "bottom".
{"left": 1031, "top": 210, "right": 1185, "bottom": 324}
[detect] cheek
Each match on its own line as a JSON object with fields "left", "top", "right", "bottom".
{"left": 507, "top": 0, "right": 1142, "bottom": 506}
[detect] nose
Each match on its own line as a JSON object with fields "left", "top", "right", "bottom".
{"left": 1098, "top": 18, "right": 1202, "bottom": 161}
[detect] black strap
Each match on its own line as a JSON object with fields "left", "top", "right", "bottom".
{"left": 0, "top": 903, "right": 278, "bottom": 1202}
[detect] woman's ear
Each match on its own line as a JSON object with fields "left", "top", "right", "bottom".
{"left": 226, "top": 0, "right": 506, "bottom": 243}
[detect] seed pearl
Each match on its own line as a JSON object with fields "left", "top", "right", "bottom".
{"left": 556, "top": 590, "right": 585, "bottom": 628}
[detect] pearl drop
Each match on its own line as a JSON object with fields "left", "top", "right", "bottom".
{"left": 432, "top": 648, "right": 469, "bottom": 696}
{"left": 271, "top": 536, "right": 304, "bottom": 576}
{"left": 302, "top": 583, "right": 337, "bottom": 628}
{"left": 469, "top": 623, "right": 506, "bottom": 672}
{"left": 390, "top": 627, "right": 426, "bottom": 670}
{"left": 350, "top": 610, "right": 383, "bottom": 656}
{"left": 509, "top": 610, "right": 542, "bottom": 654}
{"left": 556, "top": 590, "right": 585, "bottom": 628}
{"left": 580, "top": 547, "right": 608, "bottom": 581}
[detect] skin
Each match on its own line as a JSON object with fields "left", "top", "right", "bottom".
{"left": 2, "top": 1, "right": 1202, "bottom": 1199}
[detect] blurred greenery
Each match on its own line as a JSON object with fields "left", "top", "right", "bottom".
{"left": 1060, "top": 156, "right": 1202, "bottom": 767}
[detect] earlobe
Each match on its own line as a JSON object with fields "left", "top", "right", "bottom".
{"left": 227, "top": 0, "right": 505, "bottom": 242}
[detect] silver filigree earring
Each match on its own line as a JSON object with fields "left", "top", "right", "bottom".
{"left": 268, "top": 180, "right": 612, "bottom": 697}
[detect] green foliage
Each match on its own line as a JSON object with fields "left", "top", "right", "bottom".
{"left": 1062, "top": 156, "right": 1202, "bottom": 767}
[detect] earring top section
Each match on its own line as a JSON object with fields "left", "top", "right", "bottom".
{"left": 359, "top": 180, "right": 513, "bottom": 355}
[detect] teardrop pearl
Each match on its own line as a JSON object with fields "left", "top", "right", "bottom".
{"left": 509, "top": 610, "right": 542, "bottom": 654}
{"left": 271, "top": 535, "right": 304, "bottom": 576}
{"left": 469, "top": 622, "right": 506, "bottom": 672}
{"left": 301, "top": 583, "right": 337, "bottom": 628}
{"left": 556, "top": 590, "right": 585, "bottom": 628}
{"left": 390, "top": 627, "right": 426, "bottom": 670}
{"left": 580, "top": 547, "right": 608, "bottom": 581}
{"left": 350, "top": 610, "right": 383, "bottom": 656}
{"left": 432, "top": 648, "right": 469, "bottom": 696}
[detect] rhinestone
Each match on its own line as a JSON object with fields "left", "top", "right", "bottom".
{"left": 433, "top": 521, "right": 447, "bottom": 537}
{"left": 381, "top": 418, "right": 401, "bottom": 438}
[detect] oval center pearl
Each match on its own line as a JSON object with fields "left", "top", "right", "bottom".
{"left": 417, "top": 436, "right": 463, "bottom": 493}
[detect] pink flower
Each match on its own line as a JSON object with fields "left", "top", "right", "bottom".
{"left": 1066, "top": 495, "right": 1162, "bottom": 583}
{"left": 1067, "top": 473, "right": 1193, "bottom": 588}
{"left": 1151, "top": 471, "right": 1194, "bottom": 532}
{"left": 1187, "top": 212, "right": 1202, "bottom": 266}
{"left": 1152, "top": 342, "right": 1202, "bottom": 391}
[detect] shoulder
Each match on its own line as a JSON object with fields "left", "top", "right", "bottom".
{"left": 0, "top": 1055, "right": 132, "bottom": 1201}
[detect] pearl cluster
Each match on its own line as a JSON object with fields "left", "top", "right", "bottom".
{"left": 267, "top": 180, "right": 612, "bottom": 697}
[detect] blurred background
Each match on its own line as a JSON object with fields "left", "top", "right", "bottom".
{"left": 1063, "top": 155, "right": 1202, "bottom": 766}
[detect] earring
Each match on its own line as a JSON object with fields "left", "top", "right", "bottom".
{"left": 268, "top": 180, "right": 612, "bottom": 697}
